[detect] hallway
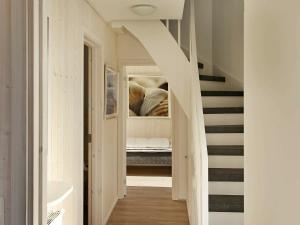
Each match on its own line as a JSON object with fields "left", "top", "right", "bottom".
{"left": 107, "top": 187, "right": 190, "bottom": 225}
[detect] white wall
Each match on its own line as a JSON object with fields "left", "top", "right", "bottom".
{"left": 127, "top": 118, "right": 172, "bottom": 139}
{"left": 213, "top": 0, "right": 244, "bottom": 87}
{"left": 47, "top": 0, "right": 118, "bottom": 224}
{"left": 245, "top": 1, "right": 300, "bottom": 225}
{"left": 195, "top": 0, "right": 213, "bottom": 74}
{"left": 0, "top": 0, "right": 11, "bottom": 224}
{"left": 117, "top": 33, "right": 154, "bottom": 64}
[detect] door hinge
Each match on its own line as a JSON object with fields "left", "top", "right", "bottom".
{"left": 88, "top": 134, "right": 92, "bottom": 143}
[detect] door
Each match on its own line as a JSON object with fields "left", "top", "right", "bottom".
{"left": 84, "top": 44, "right": 92, "bottom": 225}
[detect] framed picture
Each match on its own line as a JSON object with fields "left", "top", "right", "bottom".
{"left": 104, "top": 65, "right": 118, "bottom": 119}
{"left": 128, "top": 75, "right": 170, "bottom": 118}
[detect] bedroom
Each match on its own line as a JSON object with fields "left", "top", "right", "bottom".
{"left": 126, "top": 66, "right": 173, "bottom": 188}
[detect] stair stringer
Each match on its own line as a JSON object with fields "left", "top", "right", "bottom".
{"left": 115, "top": 20, "right": 209, "bottom": 225}
{"left": 116, "top": 20, "right": 191, "bottom": 117}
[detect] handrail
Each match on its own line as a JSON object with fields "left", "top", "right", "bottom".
{"left": 186, "top": 0, "right": 209, "bottom": 224}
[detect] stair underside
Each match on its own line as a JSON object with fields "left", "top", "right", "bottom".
{"left": 209, "top": 195, "right": 244, "bottom": 212}
{"left": 205, "top": 125, "right": 244, "bottom": 133}
{"left": 203, "top": 107, "right": 244, "bottom": 114}
{"left": 209, "top": 168, "right": 244, "bottom": 182}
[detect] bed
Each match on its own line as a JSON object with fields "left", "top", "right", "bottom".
{"left": 126, "top": 138, "right": 172, "bottom": 167}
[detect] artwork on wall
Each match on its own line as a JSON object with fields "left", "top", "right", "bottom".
{"left": 128, "top": 75, "right": 170, "bottom": 118}
{"left": 104, "top": 65, "right": 118, "bottom": 119}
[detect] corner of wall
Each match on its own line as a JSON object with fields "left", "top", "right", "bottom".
{"left": 198, "top": 57, "right": 214, "bottom": 75}
{"left": 103, "top": 197, "right": 118, "bottom": 224}
{"left": 213, "top": 65, "right": 244, "bottom": 90}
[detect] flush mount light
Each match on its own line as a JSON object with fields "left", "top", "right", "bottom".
{"left": 131, "top": 4, "right": 157, "bottom": 16}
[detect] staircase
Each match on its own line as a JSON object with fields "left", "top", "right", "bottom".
{"left": 199, "top": 65, "right": 244, "bottom": 225}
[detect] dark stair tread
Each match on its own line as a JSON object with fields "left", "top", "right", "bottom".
{"left": 199, "top": 74, "right": 225, "bottom": 82}
{"left": 201, "top": 91, "right": 244, "bottom": 96}
{"left": 209, "top": 195, "right": 244, "bottom": 212}
{"left": 203, "top": 107, "right": 244, "bottom": 114}
{"left": 209, "top": 168, "right": 244, "bottom": 182}
{"left": 205, "top": 125, "right": 244, "bottom": 133}
{"left": 208, "top": 145, "right": 244, "bottom": 156}
{"left": 198, "top": 62, "right": 204, "bottom": 69}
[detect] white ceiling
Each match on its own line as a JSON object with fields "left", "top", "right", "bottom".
{"left": 87, "top": 0, "right": 185, "bottom": 22}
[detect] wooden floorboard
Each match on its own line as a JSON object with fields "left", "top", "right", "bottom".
{"left": 127, "top": 166, "right": 172, "bottom": 177}
{"left": 107, "top": 187, "right": 190, "bottom": 225}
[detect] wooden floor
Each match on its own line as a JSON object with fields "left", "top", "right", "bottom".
{"left": 127, "top": 166, "right": 172, "bottom": 177}
{"left": 107, "top": 187, "right": 190, "bottom": 225}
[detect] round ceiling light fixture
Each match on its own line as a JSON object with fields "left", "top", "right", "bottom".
{"left": 131, "top": 4, "right": 157, "bottom": 16}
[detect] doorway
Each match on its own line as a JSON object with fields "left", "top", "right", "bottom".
{"left": 84, "top": 44, "right": 92, "bottom": 225}
{"left": 125, "top": 66, "right": 173, "bottom": 189}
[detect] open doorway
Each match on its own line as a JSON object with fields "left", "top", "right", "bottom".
{"left": 125, "top": 66, "right": 173, "bottom": 189}
{"left": 83, "top": 44, "right": 92, "bottom": 225}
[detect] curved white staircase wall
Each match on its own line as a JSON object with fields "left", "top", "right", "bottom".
{"left": 118, "top": 14, "right": 208, "bottom": 225}
{"left": 118, "top": 20, "right": 191, "bottom": 117}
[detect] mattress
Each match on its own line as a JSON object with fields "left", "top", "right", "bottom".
{"left": 127, "top": 152, "right": 172, "bottom": 167}
{"left": 126, "top": 138, "right": 172, "bottom": 166}
{"left": 127, "top": 137, "right": 171, "bottom": 150}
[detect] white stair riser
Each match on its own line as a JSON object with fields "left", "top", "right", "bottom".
{"left": 202, "top": 96, "right": 244, "bottom": 108}
{"left": 204, "top": 114, "right": 244, "bottom": 125}
{"left": 209, "top": 156, "right": 244, "bottom": 168}
{"left": 206, "top": 133, "right": 244, "bottom": 145}
{"left": 209, "top": 182, "right": 244, "bottom": 195}
{"left": 209, "top": 212, "right": 243, "bottom": 225}
{"left": 200, "top": 80, "right": 244, "bottom": 91}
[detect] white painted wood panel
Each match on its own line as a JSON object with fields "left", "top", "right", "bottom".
{"left": 209, "top": 212, "right": 243, "bottom": 225}
{"left": 127, "top": 118, "right": 172, "bottom": 138}
{"left": 200, "top": 80, "right": 242, "bottom": 91}
{"left": 209, "top": 182, "right": 244, "bottom": 195}
{"left": 204, "top": 114, "right": 244, "bottom": 126}
{"left": 48, "top": 1, "right": 118, "bottom": 225}
{"left": 202, "top": 96, "right": 244, "bottom": 108}
{"left": 206, "top": 133, "right": 244, "bottom": 145}
{"left": 0, "top": 0, "right": 11, "bottom": 223}
{"left": 208, "top": 156, "right": 244, "bottom": 168}
{"left": 171, "top": 93, "right": 188, "bottom": 200}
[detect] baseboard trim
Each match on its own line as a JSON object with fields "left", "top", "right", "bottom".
{"left": 103, "top": 197, "right": 118, "bottom": 225}
{"left": 213, "top": 65, "right": 243, "bottom": 90}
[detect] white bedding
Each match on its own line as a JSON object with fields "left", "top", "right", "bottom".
{"left": 127, "top": 138, "right": 171, "bottom": 150}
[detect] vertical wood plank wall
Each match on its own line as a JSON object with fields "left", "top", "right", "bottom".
{"left": 0, "top": 0, "right": 11, "bottom": 224}
{"left": 48, "top": 0, "right": 118, "bottom": 224}
{"left": 127, "top": 118, "right": 172, "bottom": 139}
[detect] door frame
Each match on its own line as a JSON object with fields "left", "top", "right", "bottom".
{"left": 117, "top": 59, "right": 154, "bottom": 198}
{"left": 11, "top": 0, "right": 46, "bottom": 224}
{"left": 117, "top": 60, "right": 186, "bottom": 200}
{"left": 82, "top": 33, "right": 104, "bottom": 225}
{"left": 83, "top": 43, "right": 93, "bottom": 225}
